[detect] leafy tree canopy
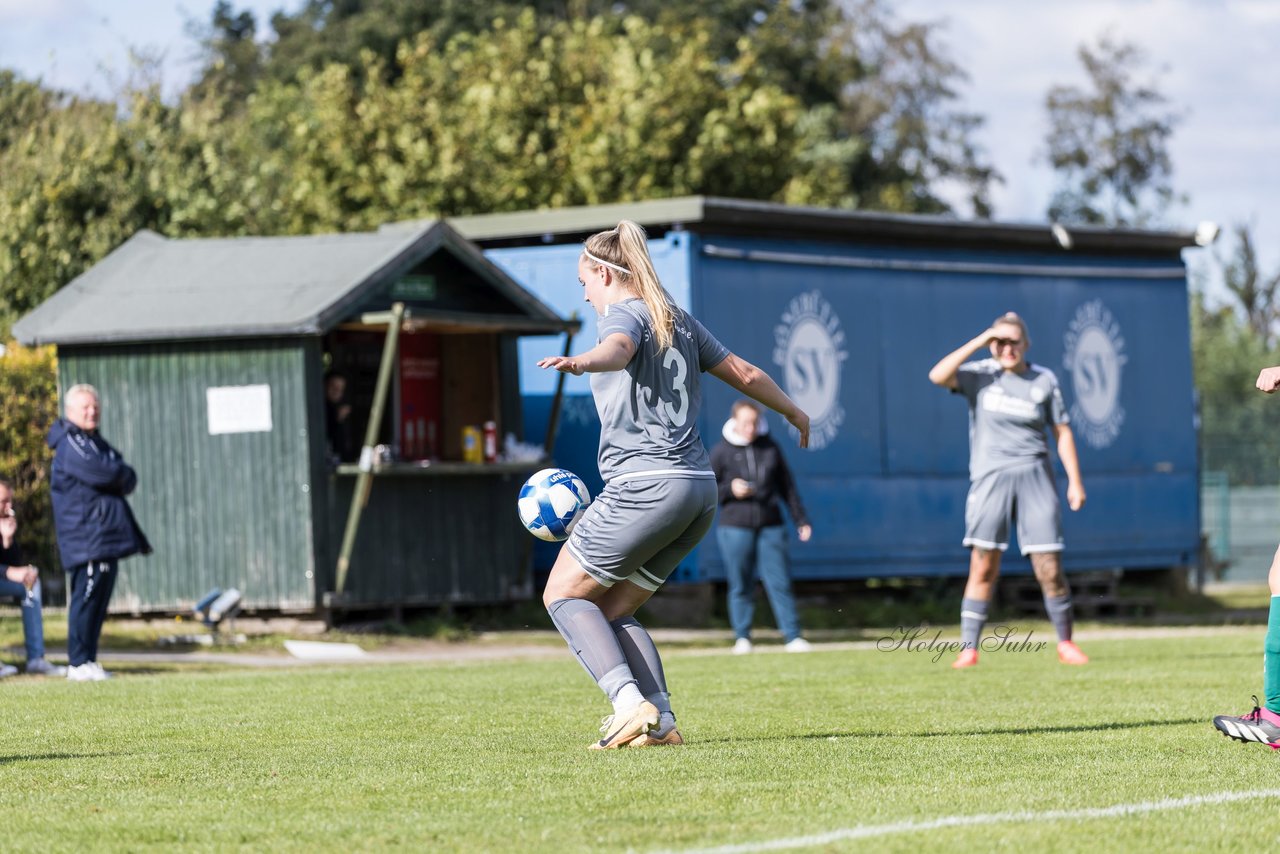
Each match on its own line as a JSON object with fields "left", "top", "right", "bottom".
{"left": 192, "top": 0, "right": 998, "bottom": 217}
{"left": 1043, "top": 34, "right": 1182, "bottom": 227}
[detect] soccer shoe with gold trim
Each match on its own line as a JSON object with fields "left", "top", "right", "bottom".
{"left": 1214, "top": 696, "right": 1280, "bottom": 749}
{"left": 589, "top": 701, "right": 659, "bottom": 750}
{"left": 626, "top": 728, "right": 684, "bottom": 748}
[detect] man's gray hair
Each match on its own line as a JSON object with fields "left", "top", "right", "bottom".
{"left": 64, "top": 383, "right": 100, "bottom": 411}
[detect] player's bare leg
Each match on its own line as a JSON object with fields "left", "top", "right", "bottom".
{"left": 1030, "top": 551, "right": 1087, "bottom": 664}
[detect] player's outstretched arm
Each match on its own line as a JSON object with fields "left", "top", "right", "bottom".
{"left": 928, "top": 328, "right": 999, "bottom": 389}
{"left": 537, "top": 333, "right": 636, "bottom": 376}
{"left": 709, "top": 353, "right": 810, "bottom": 448}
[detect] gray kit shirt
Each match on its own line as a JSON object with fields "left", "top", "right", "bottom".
{"left": 590, "top": 298, "right": 729, "bottom": 482}
{"left": 954, "top": 358, "right": 1069, "bottom": 480}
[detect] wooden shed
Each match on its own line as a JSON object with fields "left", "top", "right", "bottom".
{"left": 13, "top": 222, "right": 578, "bottom": 614}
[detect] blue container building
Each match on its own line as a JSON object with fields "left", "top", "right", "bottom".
{"left": 442, "top": 197, "right": 1203, "bottom": 584}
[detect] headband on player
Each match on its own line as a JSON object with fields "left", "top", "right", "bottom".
{"left": 584, "top": 249, "right": 632, "bottom": 276}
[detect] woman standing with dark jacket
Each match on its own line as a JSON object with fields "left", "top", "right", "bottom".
{"left": 710, "top": 399, "right": 812, "bottom": 653}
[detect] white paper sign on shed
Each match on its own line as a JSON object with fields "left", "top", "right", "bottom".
{"left": 207, "top": 384, "right": 273, "bottom": 435}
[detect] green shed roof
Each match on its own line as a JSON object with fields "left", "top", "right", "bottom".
{"left": 13, "top": 221, "right": 571, "bottom": 346}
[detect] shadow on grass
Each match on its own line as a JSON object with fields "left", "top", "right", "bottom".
{"left": 695, "top": 717, "right": 1205, "bottom": 745}
{"left": 0, "top": 752, "right": 122, "bottom": 765}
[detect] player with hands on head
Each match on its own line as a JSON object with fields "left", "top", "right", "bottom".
{"left": 537, "top": 219, "right": 809, "bottom": 749}
{"left": 1212, "top": 362, "right": 1280, "bottom": 748}
{"left": 928, "top": 311, "right": 1088, "bottom": 669}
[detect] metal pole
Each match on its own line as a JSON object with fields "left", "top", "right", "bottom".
{"left": 335, "top": 301, "right": 406, "bottom": 595}
{"left": 543, "top": 315, "right": 578, "bottom": 457}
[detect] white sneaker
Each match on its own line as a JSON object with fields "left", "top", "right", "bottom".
{"left": 66, "top": 663, "right": 100, "bottom": 682}
{"left": 732, "top": 638, "right": 753, "bottom": 655}
{"left": 784, "top": 638, "right": 813, "bottom": 653}
{"left": 88, "top": 662, "right": 112, "bottom": 680}
{"left": 0, "top": 663, "right": 17, "bottom": 679}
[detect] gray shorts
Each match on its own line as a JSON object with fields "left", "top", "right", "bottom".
{"left": 963, "top": 460, "right": 1063, "bottom": 555}
{"left": 566, "top": 475, "right": 718, "bottom": 591}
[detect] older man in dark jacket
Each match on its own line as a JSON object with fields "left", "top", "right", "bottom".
{"left": 48, "top": 384, "right": 151, "bottom": 682}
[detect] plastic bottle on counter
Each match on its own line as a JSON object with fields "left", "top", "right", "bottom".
{"left": 483, "top": 421, "right": 499, "bottom": 463}
{"left": 462, "top": 425, "right": 483, "bottom": 464}
{"left": 404, "top": 421, "right": 417, "bottom": 459}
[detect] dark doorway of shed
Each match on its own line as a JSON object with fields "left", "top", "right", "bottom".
{"left": 324, "top": 330, "right": 394, "bottom": 463}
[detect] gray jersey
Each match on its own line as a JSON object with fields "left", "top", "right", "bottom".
{"left": 590, "top": 298, "right": 729, "bottom": 482}
{"left": 955, "top": 359, "right": 1069, "bottom": 480}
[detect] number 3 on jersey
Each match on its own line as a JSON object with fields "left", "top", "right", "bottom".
{"left": 659, "top": 348, "right": 689, "bottom": 427}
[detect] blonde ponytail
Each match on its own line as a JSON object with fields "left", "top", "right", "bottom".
{"left": 582, "top": 220, "right": 675, "bottom": 350}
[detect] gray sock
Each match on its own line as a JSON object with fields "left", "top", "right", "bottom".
{"left": 960, "top": 597, "right": 989, "bottom": 650}
{"left": 611, "top": 616, "right": 672, "bottom": 717}
{"left": 548, "top": 598, "right": 639, "bottom": 704}
{"left": 1043, "top": 592, "right": 1074, "bottom": 642}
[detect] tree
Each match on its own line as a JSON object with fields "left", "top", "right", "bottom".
{"left": 1190, "top": 287, "right": 1280, "bottom": 484}
{"left": 224, "top": 12, "right": 851, "bottom": 229}
{"left": 1043, "top": 34, "right": 1182, "bottom": 227}
{"left": 195, "top": 0, "right": 998, "bottom": 217}
{"left": 839, "top": 3, "right": 999, "bottom": 216}
{"left": 1217, "top": 224, "right": 1280, "bottom": 349}
{"left": 0, "top": 89, "right": 163, "bottom": 334}
{"left": 1190, "top": 231, "right": 1280, "bottom": 484}
{"left": 0, "top": 71, "right": 57, "bottom": 154}
{"left": 188, "top": 0, "right": 264, "bottom": 103}
{"left": 260, "top": 1, "right": 843, "bottom": 90}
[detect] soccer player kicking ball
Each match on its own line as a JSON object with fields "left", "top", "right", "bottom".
{"left": 1213, "top": 364, "right": 1280, "bottom": 748}
{"left": 928, "top": 312, "right": 1089, "bottom": 668}
{"left": 538, "top": 220, "right": 809, "bottom": 749}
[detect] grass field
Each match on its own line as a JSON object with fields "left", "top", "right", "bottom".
{"left": 1, "top": 626, "right": 1278, "bottom": 852}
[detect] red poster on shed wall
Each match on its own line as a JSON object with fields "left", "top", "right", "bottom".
{"left": 399, "top": 332, "right": 441, "bottom": 460}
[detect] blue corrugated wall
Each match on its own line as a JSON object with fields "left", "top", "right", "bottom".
{"left": 487, "top": 231, "right": 1200, "bottom": 582}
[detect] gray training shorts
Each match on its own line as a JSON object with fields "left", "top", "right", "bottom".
{"left": 963, "top": 459, "right": 1063, "bottom": 555}
{"left": 566, "top": 474, "right": 718, "bottom": 591}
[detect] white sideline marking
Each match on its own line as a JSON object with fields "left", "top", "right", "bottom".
{"left": 661, "top": 789, "right": 1280, "bottom": 853}
{"left": 283, "top": 640, "right": 367, "bottom": 660}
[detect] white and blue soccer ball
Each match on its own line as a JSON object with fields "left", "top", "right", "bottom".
{"left": 517, "top": 468, "right": 591, "bottom": 542}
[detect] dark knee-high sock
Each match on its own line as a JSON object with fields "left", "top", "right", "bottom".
{"left": 960, "top": 598, "right": 988, "bottom": 651}
{"left": 1266, "top": 596, "right": 1280, "bottom": 714}
{"left": 548, "top": 598, "right": 644, "bottom": 710}
{"left": 1043, "top": 592, "right": 1074, "bottom": 643}
{"left": 611, "top": 616, "right": 673, "bottom": 726}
